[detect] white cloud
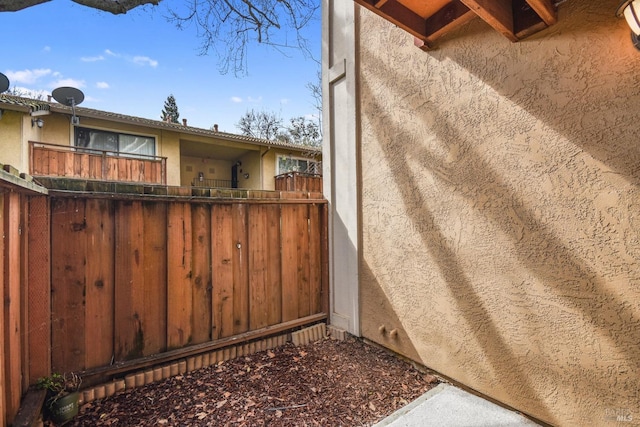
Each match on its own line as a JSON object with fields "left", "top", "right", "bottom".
{"left": 5, "top": 68, "right": 52, "bottom": 84}
{"left": 96, "top": 82, "right": 109, "bottom": 89}
{"left": 280, "top": 98, "right": 290, "bottom": 105}
{"left": 42, "top": 46, "right": 51, "bottom": 53}
{"left": 247, "top": 96, "right": 263, "bottom": 103}
{"left": 52, "top": 78, "right": 85, "bottom": 89}
{"left": 133, "top": 56, "right": 158, "bottom": 68}
{"left": 105, "top": 49, "right": 118, "bottom": 57}
{"left": 81, "top": 55, "right": 105, "bottom": 62}
{"left": 231, "top": 96, "right": 243, "bottom": 103}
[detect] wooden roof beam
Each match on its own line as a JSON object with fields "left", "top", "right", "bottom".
{"left": 424, "top": 1, "right": 477, "bottom": 43}
{"left": 525, "top": 0, "right": 557, "bottom": 25}
{"left": 355, "top": 0, "right": 478, "bottom": 48}
{"left": 460, "top": 0, "right": 517, "bottom": 41}
{"left": 355, "top": 0, "right": 429, "bottom": 45}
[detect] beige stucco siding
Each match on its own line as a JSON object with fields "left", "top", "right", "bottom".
{"left": 357, "top": 2, "right": 640, "bottom": 426}
{"left": 0, "top": 111, "right": 25, "bottom": 170}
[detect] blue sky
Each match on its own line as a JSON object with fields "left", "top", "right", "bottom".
{"left": 1, "top": 1, "right": 321, "bottom": 132}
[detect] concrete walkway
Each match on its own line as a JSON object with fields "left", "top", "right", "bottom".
{"left": 374, "top": 383, "right": 540, "bottom": 427}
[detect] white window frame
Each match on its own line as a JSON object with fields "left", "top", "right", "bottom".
{"left": 74, "top": 126, "right": 157, "bottom": 158}
{"left": 276, "top": 154, "right": 320, "bottom": 175}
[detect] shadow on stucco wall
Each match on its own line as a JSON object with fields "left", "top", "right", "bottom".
{"left": 433, "top": 1, "right": 640, "bottom": 185}
{"left": 356, "top": 5, "right": 640, "bottom": 421}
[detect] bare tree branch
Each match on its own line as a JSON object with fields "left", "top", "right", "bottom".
{"left": 1, "top": 0, "right": 319, "bottom": 75}
{"left": 168, "top": 0, "right": 319, "bottom": 75}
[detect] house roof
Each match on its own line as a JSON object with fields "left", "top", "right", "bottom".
{"left": 354, "top": 0, "right": 558, "bottom": 49}
{"left": 0, "top": 94, "right": 321, "bottom": 155}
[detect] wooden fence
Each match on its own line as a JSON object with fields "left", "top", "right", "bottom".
{"left": 29, "top": 141, "right": 167, "bottom": 184}
{"left": 1, "top": 177, "right": 328, "bottom": 427}
{"left": 275, "top": 172, "right": 323, "bottom": 193}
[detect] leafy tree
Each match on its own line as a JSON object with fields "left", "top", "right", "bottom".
{"left": 161, "top": 94, "right": 180, "bottom": 123}
{"left": 0, "top": 1, "right": 320, "bottom": 75}
{"left": 236, "top": 109, "right": 283, "bottom": 140}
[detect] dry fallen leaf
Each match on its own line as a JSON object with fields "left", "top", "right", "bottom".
{"left": 216, "top": 400, "right": 227, "bottom": 409}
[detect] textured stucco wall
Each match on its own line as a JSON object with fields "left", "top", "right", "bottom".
{"left": 357, "top": 2, "right": 640, "bottom": 426}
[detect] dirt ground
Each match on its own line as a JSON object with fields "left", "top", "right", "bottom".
{"left": 66, "top": 336, "right": 439, "bottom": 426}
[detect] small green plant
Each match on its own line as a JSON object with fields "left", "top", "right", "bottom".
{"left": 37, "top": 372, "right": 82, "bottom": 408}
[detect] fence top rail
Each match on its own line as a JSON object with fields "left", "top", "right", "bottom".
{"left": 29, "top": 140, "right": 168, "bottom": 163}
{"left": 275, "top": 172, "right": 323, "bottom": 179}
{"left": 36, "top": 177, "right": 327, "bottom": 204}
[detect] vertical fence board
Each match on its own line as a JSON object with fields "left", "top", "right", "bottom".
{"left": 308, "top": 204, "right": 322, "bottom": 315}
{"left": 3, "top": 192, "right": 21, "bottom": 421}
{"left": 191, "top": 204, "right": 212, "bottom": 344}
{"left": 84, "top": 199, "right": 115, "bottom": 369}
{"left": 48, "top": 150, "right": 59, "bottom": 177}
{"left": 20, "top": 195, "right": 30, "bottom": 390}
{"left": 32, "top": 148, "right": 45, "bottom": 175}
{"left": 280, "top": 204, "right": 300, "bottom": 322}
{"left": 105, "top": 157, "right": 117, "bottom": 181}
{"left": 114, "top": 201, "right": 146, "bottom": 361}
{"left": 248, "top": 205, "right": 269, "bottom": 330}
{"left": 232, "top": 204, "right": 249, "bottom": 335}
{"left": 51, "top": 198, "right": 86, "bottom": 373}
{"left": 0, "top": 195, "right": 4, "bottom": 427}
{"left": 63, "top": 152, "right": 74, "bottom": 177}
{"left": 266, "top": 204, "right": 283, "bottom": 326}
{"left": 167, "top": 202, "right": 193, "bottom": 349}
{"left": 89, "top": 155, "right": 102, "bottom": 180}
{"left": 211, "top": 205, "right": 234, "bottom": 339}
{"left": 27, "top": 196, "right": 51, "bottom": 383}
{"left": 297, "top": 204, "right": 311, "bottom": 318}
{"left": 142, "top": 202, "right": 168, "bottom": 355}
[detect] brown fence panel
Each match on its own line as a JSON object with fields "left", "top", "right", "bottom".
{"left": 167, "top": 202, "right": 193, "bottom": 349}
{"left": 27, "top": 196, "right": 51, "bottom": 383}
{"left": 308, "top": 204, "right": 322, "bottom": 315}
{"left": 0, "top": 193, "right": 5, "bottom": 427}
{"left": 114, "top": 201, "right": 146, "bottom": 361}
{"left": 211, "top": 204, "right": 235, "bottom": 339}
{"left": 3, "top": 192, "right": 22, "bottom": 421}
{"left": 248, "top": 205, "right": 269, "bottom": 330}
{"left": 32, "top": 191, "right": 327, "bottom": 392}
{"left": 142, "top": 202, "right": 168, "bottom": 355}
{"left": 84, "top": 199, "right": 115, "bottom": 369}
{"left": 231, "top": 204, "right": 249, "bottom": 336}
{"left": 191, "top": 204, "right": 212, "bottom": 344}
{"left": 281, "top": 203, "right": 301, "bottom": 322}
{"left": 51, "top": 198, "right": 87, "bottom": 373}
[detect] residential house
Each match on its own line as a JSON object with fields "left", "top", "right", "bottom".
{"left": 323, "top": 1, "right": 640, "bottom": 426}
{"left": 0, "top": 94, "right": 321, "bottom": 190}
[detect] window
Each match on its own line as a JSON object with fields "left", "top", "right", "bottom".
{"left": 277, "top": 155, "right": 320, "bottom": 175}
{"left": 75, "top": 127, "right": 155, "bottom": 157}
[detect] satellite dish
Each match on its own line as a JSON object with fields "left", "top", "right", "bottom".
{"left": 52, "top": 86, "right": 84, "bottom": 106}
{"left": 52, "top": 86, "right": 84, "bottom": 125}
{"left": 0, "top": 72, "right": 9, "bottom": 93}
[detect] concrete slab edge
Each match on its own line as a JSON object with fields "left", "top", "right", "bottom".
{"left": 373, "top": 383, "right": 450, "bottom": 426}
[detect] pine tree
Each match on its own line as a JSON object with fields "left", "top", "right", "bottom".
{"left": 161, "top": 94, "right": 180, "bottom": 124}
